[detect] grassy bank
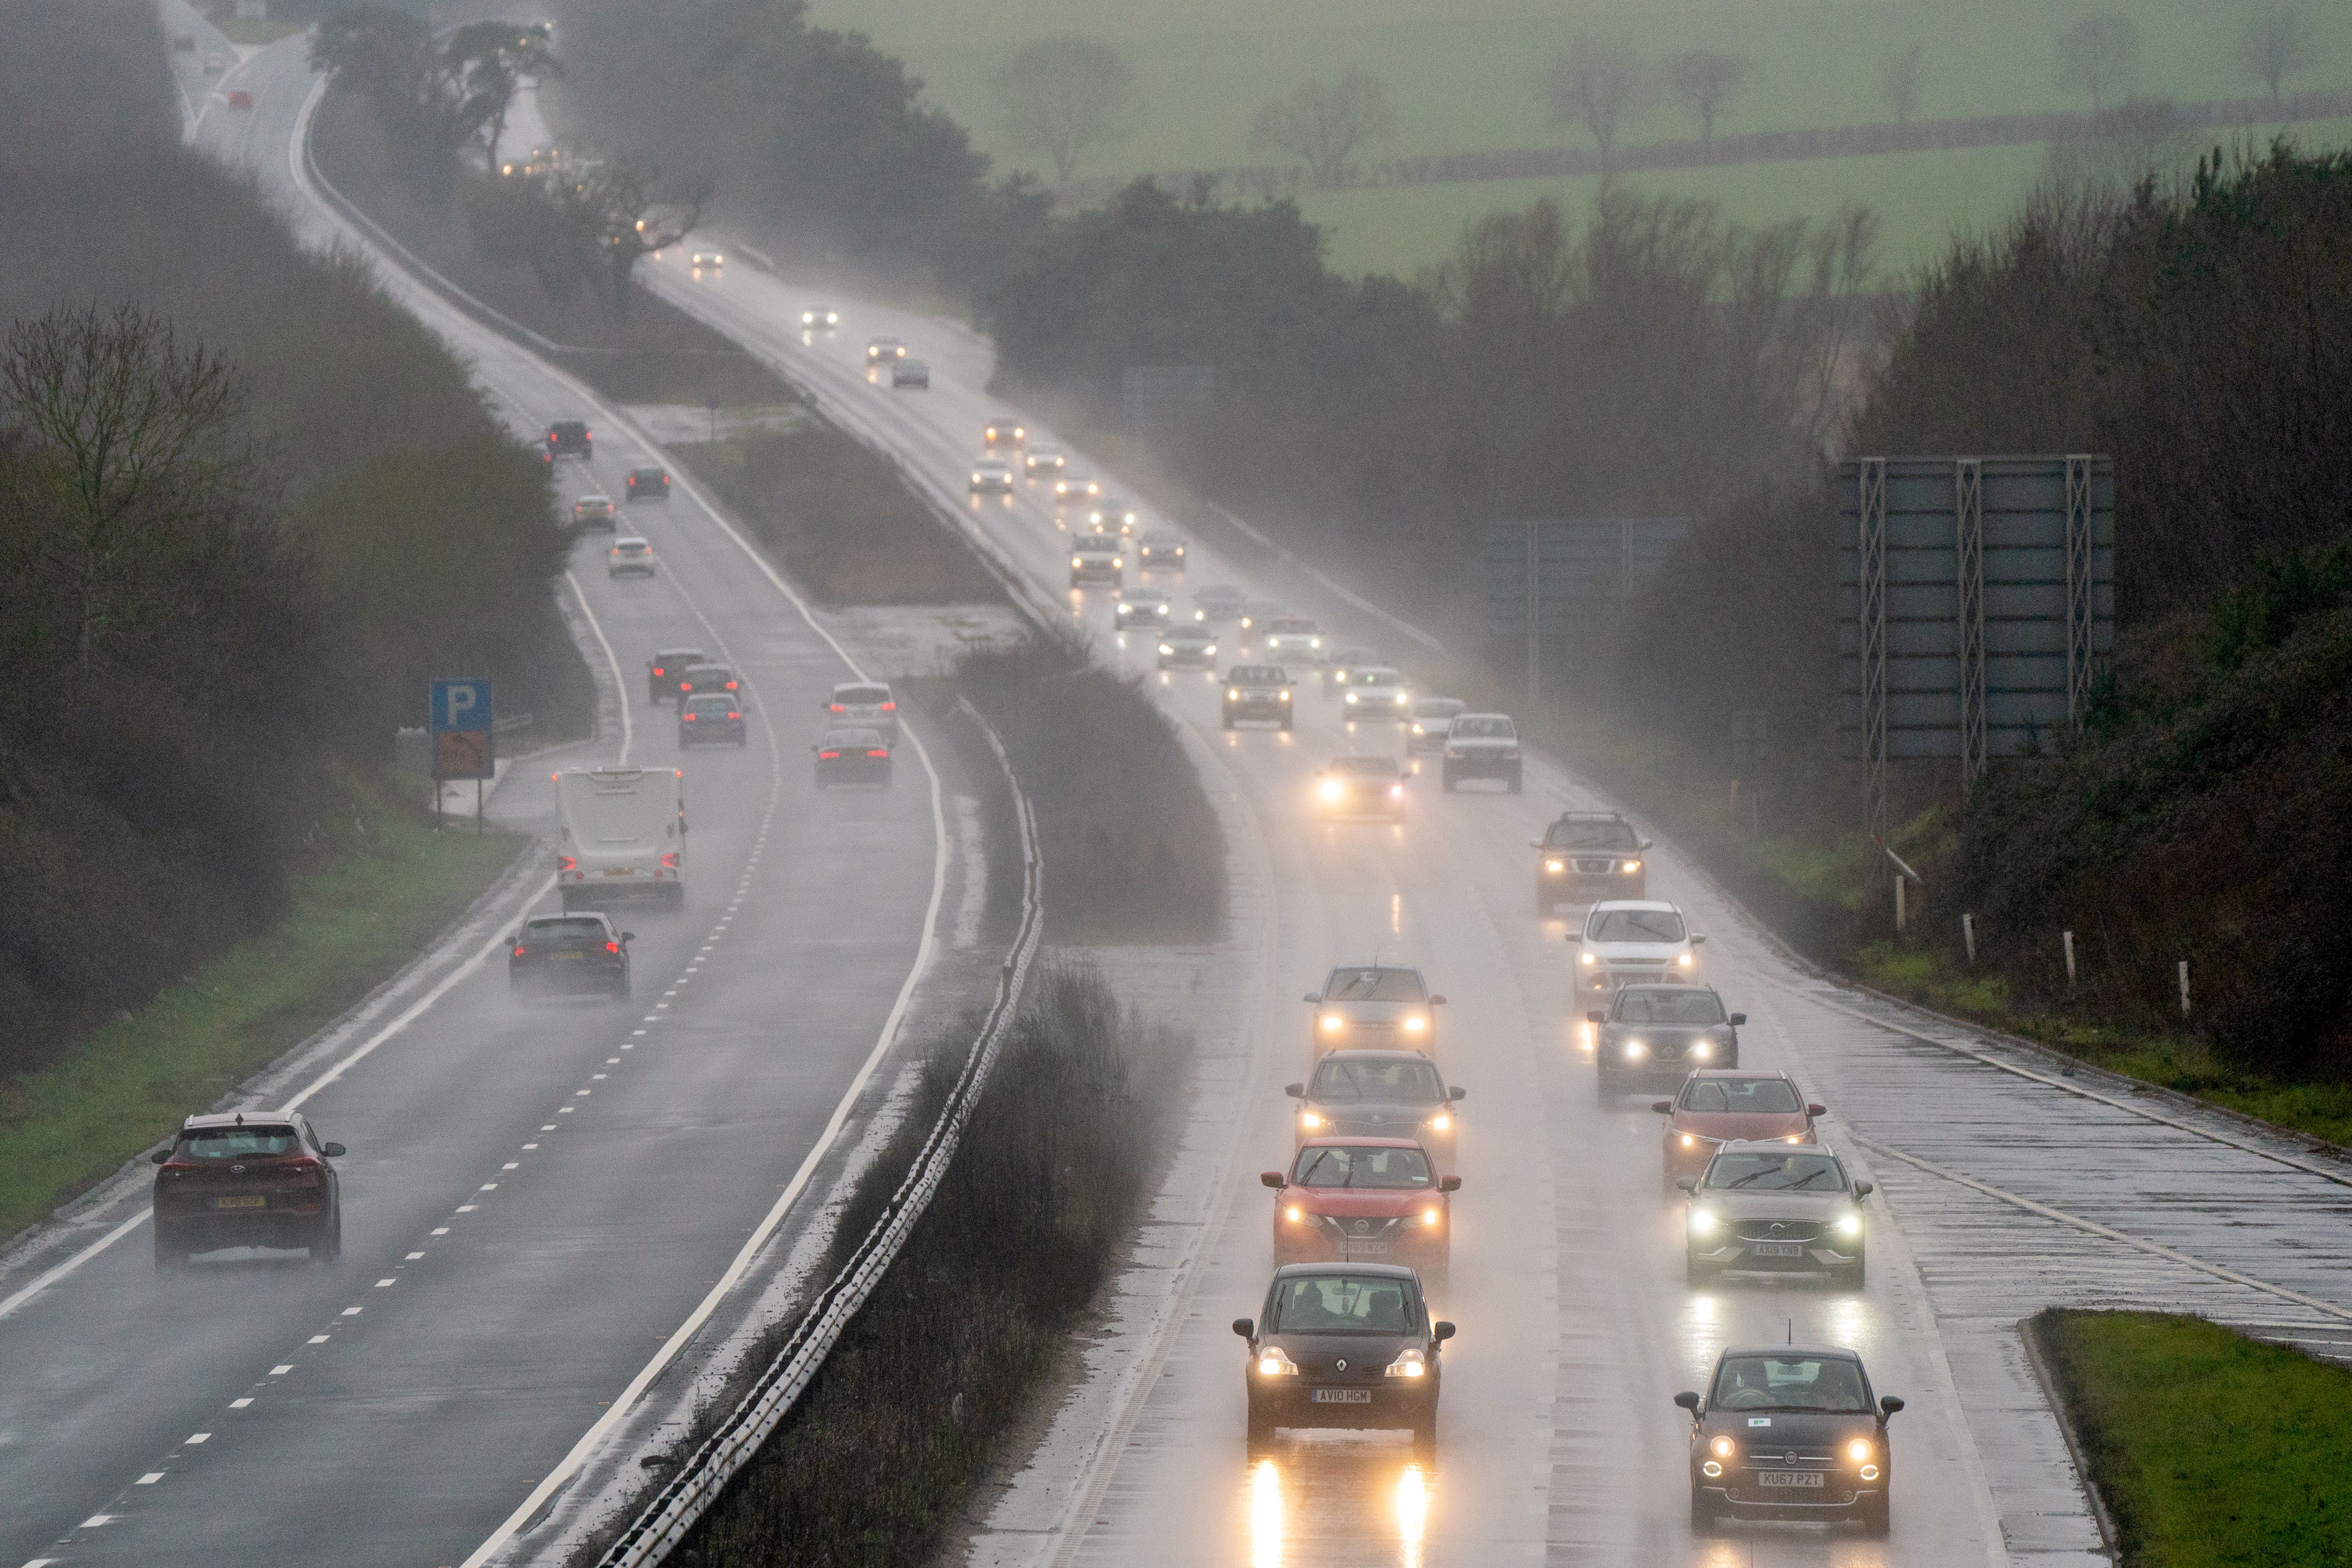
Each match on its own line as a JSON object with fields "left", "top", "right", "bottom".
{"left": 672, "top": 429, "right": 1003, "bottom": 605}
{"left": 2034, "top": 1309, "right": 2352, "bottom": 1566}
{"left": 0, "top": 804, "right": 524, "bottom": 1239}
{"left": 671, "top": 963, "right": 1184, "bottom": 1568}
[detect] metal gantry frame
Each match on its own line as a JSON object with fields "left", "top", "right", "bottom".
{"left": 2064, "top": 454, "right": 2097, "bottom": 725}
{"left": 1954, "top": 459, "right": 1986, "bottom": 788}
{"left": 1858, "top": 459, "right": 1889, "bottom": 876}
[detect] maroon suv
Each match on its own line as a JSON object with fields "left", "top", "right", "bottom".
{"left": 151, "top": 1111, "right": 345, "bottom": 1267}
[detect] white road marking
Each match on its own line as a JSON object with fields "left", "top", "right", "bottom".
{"left": 186, "top": 1433, "right": 209, "bottom": 1444}
{"left": 480, "top": 1183, "right": 499, "bottom": 1190}
{"left": 407, "top": 1251, "right": 426, "bottom": 1260}
{"left": 271, "top": 1365, "right": 293, "bottom": 1374}
{"left": 564, "top": 570, "right": 634, "bottom": 766}
{"left": 504, "top": 1161, "right": 522, "bottom": 1169}
{"left": 339, "top": 1308, "right": 361, "bottom": 1318}
{"left": 229, "top": 1399, "right": 252, "bottom": 1409}
{"left": 375, "top": 1279, "right": 396, "bottom": 1288}
{"left": 136, "top": 1473, "right": 163, "bottom": 1485}
{"left": 80, "top": 1515, "right": 114, "bottom": 1528}
{"left": 431, "top": 1227, "right": 451, "bottom": 1235}
{"left": 307, "top": 1335, "right": 328, "bottom": 1344}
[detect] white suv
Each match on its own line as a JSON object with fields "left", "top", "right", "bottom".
{"left": 1571, "top": 900, "right": 1704, "bottom": 994}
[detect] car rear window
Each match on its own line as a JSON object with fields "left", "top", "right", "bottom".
{"left": 1323, "top": 967, "right": 1425, "bottom": 1002}
{"left": 1308, "top": 1058, "right": 1443, "bottom": 1103}
{"left": 1588, "top": 909, "right": 1687, "bottom": 943}
{"left": 527, "top": 918, "right": 611, "bottom": 942}
{"left": 179, "top": 1126, "right": 302, "bottom": 1159}
{"left": 1682, "top": 1078, "right": 1800, "bottom": 1114}
{"left": 1546, "top": 817, "right": 1639, "bottom": 849}
{"left": 1270, "top": 1275, "right": 1414, "bottom": 1334}
{"left": 836, "top": 685, "right": 890, "bottom": 706}
{"left": 1616, "top": 988, "right": 1722, "bottom": 1024}
{"left": 1292, "top": 1145, "right": 1433, "bottom": 1189}
{"left": 684, "top": 696, "right": 736, "bottom": 714}
{"left": 1451, "top": 716, "right": 1516, "bottom": 738}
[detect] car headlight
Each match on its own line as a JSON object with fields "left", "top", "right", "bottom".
{"left": 1679, "top": 1133, "right": 1696, "bottom": 1147}
{"left": 1710, "top": 1435, "right": 1737, "bottom": 1461}
{"left": 1786, "top": 1133, "right": 1806, "bottom": 1144}
{"left": 1677, "top": 951, "right": 1696, "bottom": 968}
{"left": 1257, "top": 1346, "right": 1300, "bottom": 1377}
{"left": 1112, "top": 557, "right": 1123, "bottom": 568}
{"left": 1389, "top": 784, "right": 1403, "bottom": 798}
{"left": 1345, "top": 692, "right": 1358, "bottom": 703}
{"left": 1622, "top": 859, "right": 1642, "bottom": 873}
{"left": 1691, "top": 1041, "right": 1712, "bottom": 1060}
{"left": 1384, "top": 1349, "right": 1427, "bottom": 1378}
{"left": 1411, "top": 724, "right": 1425, "bottom": 735}
{"left": 1847, "top": 1438, "right": 1874, "bottom": 1463}
{"left": 1427, "top": 1113, "right": 1450, "bottom": 1131}
{"left": 1546, "top": 858, "right": 1565, "bottom": 872}
{"left": 1319, "top": 1014, "right": 1343, "bottom": 1032}
{"left": 1420, "top": 1207, "right": 1442, "bottom": 1227}
{"left": 1623, "top": 1040, "right": 1647, "bottom": 1060}
{"left": 1835, "top": 1211, "right": 1863, "bottom": 1237}
{"left": 1319, "top": 780, "right": 1344, "bottom": 802}
{"left": 1299, "top": 1111, "right": 1323, "bottom": 1129}
{"left": 1403, "top": 1015, "right": 1426, "bottom": 1031}
{"left": 1285, "top": 1205, "right": 1305, "bottom": 1223}
{"left": 1159, "top": 644, "right": 1174, "bottom": 654}
{"left": 1309, "top": 638, "right": 1322, "bottom": 648}
{"left": 1277, "top": 690, "right": 1290, "bottom": 700}
{"left": 1688, "top": 1208, "right": 1720, "bottom": 1236}
{"left": 1580, "top": 950, "right": 1597, "bottom": 965}
{"left": 1204, "top": 645, "right": 1217, "bottom": 656}
{"left": 1072, "top": 557, "right": 1084, "bottom": 568}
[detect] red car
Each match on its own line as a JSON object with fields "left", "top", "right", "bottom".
{"left": 151, "top": 1111, "right": 345, "bottom": 1267}
{"left": 1263, "top": 1137, "right": 1459, "bottom": 1285}
{"left": 1653, "top": 1069, "right": 1824, "bottom": 1191}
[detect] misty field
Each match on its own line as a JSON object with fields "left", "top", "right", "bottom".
{"left": 809, "top": 0, "right": 2352, "bottom": 273}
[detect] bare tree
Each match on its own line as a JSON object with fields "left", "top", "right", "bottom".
{"left": 1544, "top": 36, "right": 1654, "bottom": 168}
{"left": 2057, "top": 15, "right": 2141, "bottom": 115}
{"left": 995, "top": 35, "right": 1133, "bottom": 188}
{"left": 1660, "top": 49, "right": 1750, "bottom": 148}
{"left": 445, "top": 19, "right": 561, "bottom": 169}
{"left": 1249, "top": 68, "right": 1395, "bottom": 188}
{"left": 580, "top": 159, "right": 707, "bottom": 317}
{"left": 1878, "top": 43, "right": 1925, "bottom": 128}
{"left": 0, "top": 306, "right": 255, "bottom": 666}
{"left": 2239, "top": 2, "right": 2312, "bottom": 111}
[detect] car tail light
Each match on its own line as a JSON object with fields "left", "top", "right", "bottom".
{"left": 283, "top": 1156, "right": 322, "bottom": 1175}
{"left": 558, "top": 856, "right": 577, "bottom": 872}
{"left": 879, "top": 700, "right": 895, "bottom": 711}
{"left": 727, "top": 711, "right": 740, "bottom": 720}
{"left": 606, "top": 940, "right": 620, "bottom": 954}
{"left": 683, "top": 713, "right": 695, "bottom": 721}
{"left": 829, "top": 702, "right": 845, "bottom": 712}
{"left": 724, "top": 680, "right": 737, "bottom": 691}
{"left": 661, "top": 852, "right": 679, "bottom": 869}
{"left": 866, "top": 748, "right": 889, "bottom": 758}
{"left": 652, "top": 666, "right": 664, "bottom": 677}
{"left": 681, "top": 682, "right": 693, "bottom": 692}
{"left": 513, "top": 945, "right": 528, "bottom": 957}
{"left": 818, "top": 749, "right": 841, "bottom": 760}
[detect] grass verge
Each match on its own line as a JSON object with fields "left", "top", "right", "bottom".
{"left": 671, "top": 961, "right": 1185, "bottom": 1568}
{"left": 2034, "top": 1309, "right": 2352, "bottom": 1567}
{"left": 0, "top": 802, "right": 525, "bottom": 1239}
{"left": 672, "top": 428, "right": 1004, "bottom": 605}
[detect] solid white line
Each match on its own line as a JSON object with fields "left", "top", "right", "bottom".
{"left": 566, "top": 570, "right": 633, "bottom": 765}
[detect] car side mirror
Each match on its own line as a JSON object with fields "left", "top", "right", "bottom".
{"left": 1807, "top": 1103, "right": 1827, "bottom": 1117}
{"left": 1284, "top": 1082, "right": 1305, "bottom": 1098}
{"left": 1690, "top": 934, "right": 1707, "bottom": 946}
{"left": 1854, "top": 1180, "right": 1874, "bottom": 1197}
{"left": 1641, "top": 839, "right": 1655, "bottom": 851}
{"left": 1880, "top": 1395, "right": 1905, "bottom": 1417}
{"left": 1674, "top": 1390, "right": 1702, "bottom": 1414}
{"left": 1448, "top": 1085, "right": 1467, "bottom": 1101}
{"left": 622, "top": 931, "right": 636, "bottom": 942}
{"left": 1529, "top": 838, "right": 1544, "bottom": 849}
{"left": 1260, "top": 1171, "right": 1285, "bottom": 1189}
{"left": 1651, "top": 1100, "right": 1673, "bottom": 1114}
{"left": 1232, "top": 1318, "right": 1254, "bottom": 1339}
{"left": 1565, "top": 933, "right": 1582, "bottom": 943}
{"left": 322, "top": 1142, "right": 346, "bottom": 1158}
{"left": 1676, "top": 1178, "right": 1698, "bottom": 1194}
{"left": 1428, "top": 994, "right": 1446, "bottom": 1006}
{"left": 1432, "top": 1321, "right": 1456, "bottom": 1342}
{"left": 150, "top": 1148, "right": 171, "bottom": 1164}
{"left": 1586, "top": 1011, "right": 1606, "bottom": 1024}
{"left": 1728, "top": 1013, "right": 1747, "bottom": 1027}
{"left": 1438, "top": 1175, "right": 1461, "bottom": 1193}
{"left": 1303, "top": 993, "right": 1321, "bottom": 1004}
{"left": 509, "top": 931, "right": 523, "bottom": 946}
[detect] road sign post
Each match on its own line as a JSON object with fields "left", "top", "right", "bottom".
{"left": 431, "top": 678, "right": 495, "bottom": 833}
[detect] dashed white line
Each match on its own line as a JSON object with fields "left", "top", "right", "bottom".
{"left": 375, "top": 1278, "right": 396, "bottom": 1288}
{"left": 432, "top": 1226, "right": 451, "bottom": 1235}
{"left": 230, "top": 1398, "right": 253, "bottom": 1409}
{"left": 339, "top": 1307, "right": 362, "bottom": 1317}
{"left": 480, "top": 1183, "right": 499, "bottom": 1191}
{"left": 80, "top": 1514, "right": 114, "bottom": 1528}
{"left": 186, "top": 1433, "right": 210, "bottom": 1444}
{"left": 136, "top": 1473, "right": 164, "bottom": 1485}
{"left": 407, "top": 1251, "right": 426, "bottom": 1260}
{"left": 503, "top": 1161, "right": 522, "bottom": 1168}
{"left": 271, "top": 1365, "right": 293, "bottom": 1374}
{"left": 308, "top": 1335, "right": 329, "bottom": 1344}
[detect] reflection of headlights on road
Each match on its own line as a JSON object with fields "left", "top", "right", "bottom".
{"left": 1623, "top": 859, "right": 1642, "bottom": 874}
{"left": 1403, "top": 1015, "right": 1426, "bottom": 1032}
{"left": 1710, "top": 1435, "right": 1736, "bottom": 1461}
{"left": 1688, "top": 1208, "right": 1720, "bottom": 1236}
{"left": 1623, "top": 1040, "right": 1647, "bottom": 1060}
{"left": 1691, "top": 1041, "right": 1712, "bottom": 1060}
{"left": 1299, "top": 1111, "right": 1323, "bottom": 1128}
{"left": 1257, "top": 1346, "right": 1300, "bottom": 1377}
{"left": 1579, "top": 951, "right": 1597, "bottom": 965}
{"left": 1846, "top": 1439, "right": 1874, "bottom": 1463}
{"left": 1384, "top": 1349, "right": 1427, "bottom": 1378}
{"left": 1319, "top": 1014, "right": 1343, "bottom": 1033}
{"left": 1835, "top": 1212, "right": 1863, "bottom": 1237}
{"left": 1427, "top": 1113, "right": 1450, "bottom": 1131}
{"left": 1677, "top": 951, "right": 1696, "bottom": 968}
{"left": 1319, "top": 779, "right": 1344, "bottom": 803}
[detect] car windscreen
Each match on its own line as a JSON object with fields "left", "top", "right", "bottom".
{"left": 1266, "top": 619, "right": 1317, "bottom": 634}
{"left": 1413, "top": 700, "right": 1465, "bottom": 718}
{"left": 1308, "top": 1057, "right": 1444, "bottom": 1103}
{"left": 1355, "top": 671, "right": 1403, "bottom": 687}
{"left": 1588, "top": 909, "right": 1687, "bottom": 943}
{"left": 179, "top": 1126, "right": 302, "bottom": 1159}
{"left": 1231, "top": 668, "right": 1285, "bottom": 685}
{"left": 1292, "top": 1146, "right": 1433, "bottom": 1188}
{"left": 1269, "top": 1274, "right": 1415, "bottom": 1334}
{"left": 835, "top": 686, "right": 891, "bottom": 706}
{"left": 1615, "top": 989, "right": 1723, "bottom": 1024}
{"left": 527, "top": 918, "right": 611, "bottom": 943}
{"left": 1323, "top": 967, "right": 1426, "bottom": 1002}
{"left": 1451, "top": 716, "right": 1515, "bottom": 738}
{"left": 1331, "top": 758, "right": 1399, "bottom": 777}
{"left": 1710, "top": 1356, "right": 1870, "bottom": 1413}
{"left": 1705, "top": 1152, "right": 1845, "bottom": 1191}
{"left": 1546, "top": 818, "right": 1639, "bottom": 849}
{"left": 1682, "top": 1078, "right": 1802, "bottom": 1114}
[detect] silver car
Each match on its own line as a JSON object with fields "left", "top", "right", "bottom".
{"left": 825, "top": 680, "right": 900, "bottom": 743}
{"left": 607, "top": 536, "right": 657, "bottom": 578}
{"left": 1407, "top": 698, "right": 1467, "bottom": 755}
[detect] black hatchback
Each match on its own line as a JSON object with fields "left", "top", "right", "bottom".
{"left": 1678, "top": 1344, "right": 1902, "bottom": 1536}
{"left": 626, "top": 465, "right": 670, "bottom": 501}
{"left": 678, "top": 693, "right": 746, "bottom": 747}
{"left": 1234, "top": 1264, "right": 1453, "bottom": 1455}
{"left": 509, "top": 912, "right": 632, "bottom": 999}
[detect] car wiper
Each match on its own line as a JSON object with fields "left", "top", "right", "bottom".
{"left": 1298, "top": 1149, "right": 1338, "bottom": 1186}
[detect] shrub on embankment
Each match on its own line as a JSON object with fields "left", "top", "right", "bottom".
{"left": 0, "top": 0, "right": 588, "bottom": 1082}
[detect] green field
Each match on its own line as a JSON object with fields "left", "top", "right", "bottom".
{"left": 811, "top": 0, "right": 2352, "bottom": 275}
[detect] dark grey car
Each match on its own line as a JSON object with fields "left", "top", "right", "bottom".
{"left": 1591, "top": 985, "right": 1743, "bottom": 1099}
{"left": 1286, "top": 1049, "right": 1466, "bottom": 1170}
{"left": 1233, "top": 1264, "right": 1453, "bottom": 1454}
{"left": 1679, "top": 1344, "right": 1901, "bottom": 1535}
{"left": 1681, "top": 1142, "right": 1871, "bottom": 1288}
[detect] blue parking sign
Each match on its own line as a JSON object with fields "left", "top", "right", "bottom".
{"left": 431, "top": 679, "right": 494, "bottom": 780}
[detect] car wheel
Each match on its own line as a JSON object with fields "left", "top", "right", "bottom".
{"left": 311, "top": 1213, "right": 342, "bottom": 1263}
{"left": 153, "top": 1226, "right": 186, "bottom": 1271}
{"left": 1690, "top": 1487, "right": 1716, "bottom": 1534}
{"left": 1536, "top": 890, "right": 1553, "bottom": 915}
{"left": 1594, "top": 1072, "right": 1615, "bottom": 1105}
{"left": 1411, "top": 1412, "right": 1438, "bottom": 1463}
{"left": 1279, "top": 715, "right": 1292, "bottom": 732}
{"left": 1858, "top": 1494, "right": 1890, "bottom": 1537}
{"left": 1442, "top": 771, "right": 1457, "bottom": 792}
{"left": 558, "top": 890, "right": 579, "bottom": 914}
{"left": 1507, "top": 770, "right": 1523, "bottom": 794}
{"left": 1835, "top": 1257, "right": 1866, "bottom": 1290}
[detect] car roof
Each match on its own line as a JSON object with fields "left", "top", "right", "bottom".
{"left": 1354, "top": 666, "right": 1403, "bottom": 678}
{"left": 1591, "top": 899, "right": 1681, "bottom": 915}
{"left": 1557, "top": 810, "right": 1629, "bottom": 821}
{"left": 683, "top": 660, "right": 730, "bottom": 671}
{"left": 1717, "top": 1343, "right": 1863, "bottom": 1363}
{"left": 529, "top": 909, "right": 613, "bottom": 923}
{"left": 1271, "top": 1261, "right": 1418, "bottom": 1280}
{"left": 1414, "top": 696, "right": 1465, "bottom": 708}
{"left": 1298, "top": 1135, "right": 1424, "bottom": 1150}
{"left": 1325, "top": 961, "right": 1422, "bottom": 975}
{"left": 1715, "top": 1138, "right": 1843, "bottom": 1155}
{"left": 1453, "top": 711, "right": 1513, "bottom": 721}
{"left": 629, "top": 465, "right": 664, "bottom": 474}
{"left": 1619, "top": 982, "right": 1719, "bottom": 995}
{"left": 182, "top": 1110, "right": 301, "bottom": 1130}
{"left": 832, "top": 679, "right": 891, "bottom": 693}
{"left": 655, "top": 646, "right": 706, "bottom": 659}
{"left": 1314, "top": 1048, "right": 1441, "bottom": 1066}
{"left": 1684, "top": 1067, "right": 1791, "bottom": 1081}
{"left": 682, "top": 692, "right": 736, "bottom": 705}
{"left": 614, "top": 536, "right": 651, "bottom": 547}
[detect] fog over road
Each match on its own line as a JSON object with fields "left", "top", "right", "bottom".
{"left": 10, "top": 29, "right": 2351, "bottom": 1568}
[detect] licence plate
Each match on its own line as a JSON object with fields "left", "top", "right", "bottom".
{"left": 215, "top": 1195, "right": 265, "bottom": 1210}
{"left": 551, "top": 951, "right": 585, "bottom": 961}
{"left": 1749, "top": 1242, "right": 1805, "bottom": 1258}
{"left": 1756, "top": 1471, "right": 1825, "bottom": 1488}
{"left": 603, "top": 868, "right": 635, "bottom": 876}
{"left": 1346, "top": 1242, "right": 1391, "bottom": 1256}
{"left": 1310, "top": 1388, "right": 1372, "bottom": 1404}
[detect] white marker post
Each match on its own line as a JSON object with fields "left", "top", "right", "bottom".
{"left": 2179, "top": 959, "right": 2191, "bottom": 1018}
{"left": 1962, "top": 912, "right": 1977, "bottom": 965}
{"left": 2063, "top": 930, "right": 2078, "bottom": 989}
